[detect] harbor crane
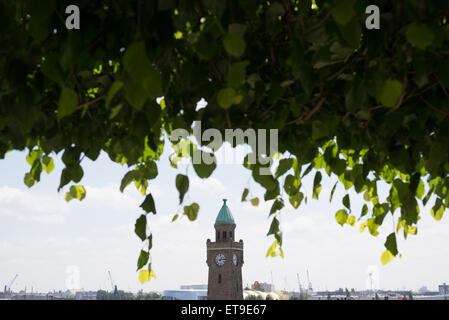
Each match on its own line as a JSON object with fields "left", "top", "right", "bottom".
{"left": 108, "top": 270, "right": 118, "bottom": 298}
{"left": 4, "top": 274, "right": 18, "bottom": 294}
{"left": 108, "top": 270, "right": 114, "bottom": 291}
{"left": 297, "top": 273, "right": 304, "bottom": 295}
{"left": 306, "top": 270, "right": 313, "bottom": 293}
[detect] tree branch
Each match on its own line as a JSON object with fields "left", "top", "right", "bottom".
{"left": 303, "top": 97, "right": 325, "bottom": 121}
{"left": 420, "top": 97, "right": 449, "bottom": 116}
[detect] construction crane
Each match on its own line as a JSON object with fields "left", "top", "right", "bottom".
{"left": 368, "top": 271, "right": 374, "bottom": 294}
{"left": 296, "top": 273, "right": 304, "bottom": 295}
{"left": 108, "top": 270, "right": 118, "bottom": 298}
{"left": 108, "top": 270, "right": 114, "bottom": 291}
{"left": 5, "top": 274, "right": 18, "bottom": 294}
{"left": 306, "top": 270, "right": 313, "bottom": 293}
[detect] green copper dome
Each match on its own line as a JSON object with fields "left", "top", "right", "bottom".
{"left": 214, "top": 199, "right": 235, "bottom": 226}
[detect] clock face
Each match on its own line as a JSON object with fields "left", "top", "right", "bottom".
{"left": 233, "top": 254, "right": 238, "bottom": 266}
{"left": 215, "top": 253, "right": 226, "bottom": 267}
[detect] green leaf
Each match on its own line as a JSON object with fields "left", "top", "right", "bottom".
{"left": 347, "top": 216, "right": 356, "bottom": 226}
{"left": 269, "top": 197, "right": 284, "bottom": 215}
{"left": 416, "top": 180, "right": 425, "bottom": 199}
{"left": 137, "top": 250, "right": 149, "bottom": 270}
{"left": 378, "top": 80, "right": 402, "bottom": 108}
{"left": 106, "top": 80, "right": 124, "bottom": 108}
{"left": 125, "top": 78, "right": 149, "bottom": 110}
{"left": 141, "top": 162, "right": 158, "bottom": 180}
{"left": 252, "top": 165, "right": 278, "bottom": 191}
{"left": 30, "top": 161, "right": 42, "bottom": 182}
{"left": 329, "top": 181, "right": 338, "bottom": 202}
{"left": 422, "top": 185, "right": 434, "bottom": 206}
{"left": 109, "top": 104, "right": 123, "bottom": 120}
{"left": 227, "top": 61, "right": 249, "bottom": 89}
{"left": 342, "top": 194, "right": 351, "bottom": 211}
{"left": 267, "top": 217, "right": 280, "bottom": 236}
{"left": 140, "top": 194, "right": 156, "bottom": 214}
{"left": 58, "top": 87, "right": 78, "bottom": 120}
{"left": 241, "top": 188, "right": 249, "bottom": 202}
{"left": 275, "top": 159, "right": 293, "bottom": 178}
{"left": 266, "top": 240, "right": 277, "bottom": 257}
{"left": 301, "top": 163, "right": 313, "bottom": 178}
{"left": 331, "top": 0, "right": 356, "bottom": 25}
{"left": 381, "top": 250, "right": 395, "bottom": 265}
{"left": 264, "top": 183, "right": 280, "bottom": 203}
{"left": 289, "top": 191, "right": 304, "bottom": 209}
{"left": 284, "top": 174, "right": 300, "bottom": 196}
{"left": 406, "top": 23, "right": 435, "bottom": 50}
{"left": 361, "top": 204, "right": 368, "bottom": 218}
{"left": 431, "top": 199, "right": 445, "bottom": 221}
{"left": 223, "top": 32, "right": 246, "bottom": 57}
{"left": 183, "top": 203, "right": 200, "bottom": 221}
{"left": 120, "top": 171, "right": 135, "bottom": 193}
{"left": 366, "top": 218, "right": 380, "bottom": 236}
{"left": 266, "top": 240, "right": 283, "bottom": 258}
{"left": 192, "top": 151, "right": 217, "bottom": 178}
{"left": 250, "top": 197, "right": 259, "bottom": 206}
{"left": 58, "top": 165, "right": 84, "bottom": 191}
{"left": 26, "top": 150, "right": 40, "bottom": 166}
{"left": 175, "top": 174, "right": 189, "bottom": 204}
{"left": 338, "top": 17, "right": 361, "bottom": 49}
{"left": 138, "top": 269, "right": 156, "bottom": 283}
{"left": 217, "top": 88, "right": 236, "bottom": 109}
{"left": 24, "top": 172, "right": 36, "bottom": 188}
{"left": 123, "top": 41, "right": 162, "bottom": 98}
{"left": 65, "top": 185, "right": 86, "bottom": 202}
{"left": 335, "top": 209, "right": 349, "bottom": 226}
{"left": 42, "top": 155, "right": 54, "bottom": 174}
{"left": 384, "top": 233, "right": 398, "bottom": 256}
{"left": 313, "top": 171, "right": 322, "bottom": 200}
{"left": 135, "top": 215, "right": 147, "bottom": 241}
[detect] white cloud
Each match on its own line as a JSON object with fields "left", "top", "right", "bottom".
{"left": 18, "top": 214, "right": 65, "bottom": 224}
{"left": 0, "top": 186, "right": 67, "bottom": 224}
{"left": 68, "top": 184, "right": 141, "bottom": 211}
{"left": 190, "top": 176, "right": 227, "bottom": 194}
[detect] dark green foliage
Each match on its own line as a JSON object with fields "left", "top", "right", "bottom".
{"left": 1, "top": 0, "right": 449, "bottom": 278}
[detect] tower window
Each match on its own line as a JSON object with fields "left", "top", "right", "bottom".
{"left": 223, "top": 231, "right": 227, "bottom": 240}
{"left": 230, "top": 231, "right": 233, "bottom": 239}
{"left": 218, "top": 274, "right": 221, "bottom": 284}
{"left": 217, "top": 231, "right": 220, "bottom": 240}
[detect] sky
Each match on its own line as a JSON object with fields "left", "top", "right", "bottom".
{"left": 0, "top": 138, "right": 448, "bottom": 294}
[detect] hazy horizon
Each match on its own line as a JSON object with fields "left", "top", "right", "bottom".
{"left": 1, "top": 139, "right": 448, "bottom": 294}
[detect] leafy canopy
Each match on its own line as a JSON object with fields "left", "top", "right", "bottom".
{"left": 1, "top": 0, "right": 449, "bottom": 279}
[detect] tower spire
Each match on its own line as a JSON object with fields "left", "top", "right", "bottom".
{"left": 215, "top": 199, "right": 235, "bottom": 226}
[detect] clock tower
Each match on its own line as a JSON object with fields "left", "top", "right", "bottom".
{"left": 206, "top": 199, "right": 244, "bottom": 300}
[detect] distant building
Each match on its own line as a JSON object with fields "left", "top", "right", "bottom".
{"left": 251, "top": 281, "right": 273, "bottom": 292}
{"left": 439, "top": 283, "right": 448, "bottom": 295}
{"left": 180, "top": 284, "right": 207, "bottom": 290}
{"left": 162, "top": 289, "right": 207, "bottom": 300}
{"left": 418, "top": 286, "right": 430, "bottom": 294}
{"left": 75, "top": 291, "right": 97, "bottom": 300}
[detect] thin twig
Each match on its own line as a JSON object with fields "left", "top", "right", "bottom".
{"left": 420, "top": 97, "right": 449, "bottom": 116}
{"left": 75, "top": 94, "right": 107, "bottom": 111}
{"left": 303, "top": 97, "right": 325, "bottom": 121}
{"left": 342, "top": 105, "right": 383, "bottom": 121}
{"left": 433, "top": 72, "right": 449, "bottom": 99}
{"left": 225, "top": 109, "right": 232, "bottom": 128}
